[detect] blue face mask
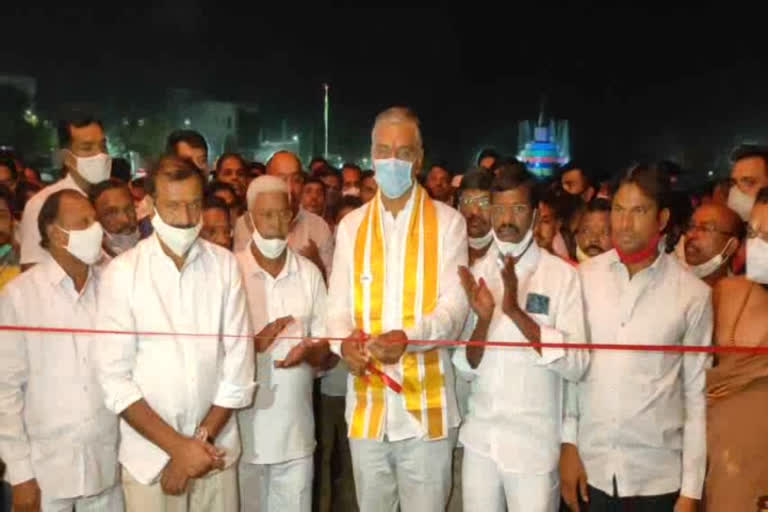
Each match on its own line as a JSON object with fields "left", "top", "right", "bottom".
{"left": 374, "top": 158, "right": 413, "bottom": 199}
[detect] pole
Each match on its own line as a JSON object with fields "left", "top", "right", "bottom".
{"left": 323, "top": 83, "right": 329, "bottom": 159}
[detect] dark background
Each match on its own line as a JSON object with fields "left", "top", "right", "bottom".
{"left": 2, "top": 6, "right": 766, "bottom": 179}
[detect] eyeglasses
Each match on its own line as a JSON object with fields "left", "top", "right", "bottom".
{"left": 490, "top": 204, "right": 531, "bottom": 217}
{"left": 253, "top": 209, "right": 293, "bottom": 223}
{"left": 685, "top": 222, "right": 735, "bottom": 237}
{"left": 458, "top": 196, "right": 491, "bottom": 211}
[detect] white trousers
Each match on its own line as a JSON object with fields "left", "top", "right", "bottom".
{"left": 349, "top": 429, "right": 456, "bottom": 512}
{"left": 462, "top": 449, "right": 559, "bottom": 512}
{"left": 43, "top": 484, "right": 123, "bottom": 512}
{"left": 122, "top": 464, "right": 238, "bottom": 512}
{"left": 238, "top": 455, "right": 313, "bottom": 512}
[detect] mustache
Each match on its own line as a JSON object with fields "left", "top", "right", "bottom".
{"left": 496, "top": 224, "right": 520, "bottom": 235}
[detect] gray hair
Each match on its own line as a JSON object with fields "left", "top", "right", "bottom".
{"left": 246, "top": 175, "right": 290, "bottom": 210}
{"left": 371, "top": 107, "right": 423, "bottom": 149}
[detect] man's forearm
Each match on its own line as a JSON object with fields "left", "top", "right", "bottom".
{"left": 466, "top": 317, "right": 490, "bottom": 368}
{"left": 199, "top": 405, "right": 233, "bottom": 441}
{"left": 504, "top": 305, "right": 542, "bottom": 355}
{"left": 121, "top": 399, "right": 185, "bottom": 455}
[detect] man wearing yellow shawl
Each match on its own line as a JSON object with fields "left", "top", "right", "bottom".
{"left": 327, "top": 107, "right": 469, "bottom": 511}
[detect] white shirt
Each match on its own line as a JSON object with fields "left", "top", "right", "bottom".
{"left": 93, "top": 235, "right": 255, "bottom": 484}
{"left": 233, "top": 208, "right": 334, "bottom": 274}
{"left": 0, "top": 256, "right": 118, "bottom": 498}
{"left": 237, "top": 246, "right": 326, "bottom": 465}
{"left": 19, "top": 174, "right": 86, "bottom": 265}
{"left": 327, "top": 190, "right": 469, "bottom": 441}
{"left": 565, "top": 250, "right": 711, "bottom": 499}
{"left": 453, "top": 242, "right": 589, "bottom": 474}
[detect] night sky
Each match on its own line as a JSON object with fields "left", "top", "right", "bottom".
{"left": 2, "top": 7, "right": 767, "bottom": 179}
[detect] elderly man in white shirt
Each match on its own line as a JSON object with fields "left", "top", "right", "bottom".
{"left": 328, "top": 107, "right": 469, "bottom": 512}
{"left": 453, "top": 167, "right": 589, "bottom": 511}
{"left": 0, "top": 189, "right": 121, "bottom": 511}
{"left": 93, "top": 155, "right": 255, "bottom": 512}
{"left": 236, "top": 175, "right": 332, "bottom": 511}
{"left": 560, "top": 163, "right": 711, "bottom": 512}
{"left": 233, "top": 151, "right": 333, "bottom": 279}
{"left": 19, "top": 114, "right": 112, "bottom": 269}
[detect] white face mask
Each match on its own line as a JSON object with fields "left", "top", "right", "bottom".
{"left": 576, "top": 244, "right": 591, "bottom": 263}
{"left": 68, "top": 151, "right": 111, "bottom": 184}
{"left": 56, "top": 221, "right": 104, "bottom": 264}
{"left": 468, "top": 229, "right": 493, "bottom": 250}
{"left": 686, "top": 238, "right": 736, "bottom": 279}
{"left": 342, "top": 187, "right": 361, "bottom": 198}
{"left": 727, "top": 186, "right": 756, "bottom": 222}
{"left": 250, "top": 213, "right": 287, "bottom": 259}
{"left": 105, "top": 229, "right": 140, "bottom": 255}
{"left": 746, "top": 237, "right": 768, "bottom": 284}
{"left": 492, "top": 209, "right": 537, "bottom": 259}
{"left": 151, "top": 208, "right": 201, "bottom": 257}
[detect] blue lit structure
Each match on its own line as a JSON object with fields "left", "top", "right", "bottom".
{"left": 517, "top": 99, "right": 570, "bottom": 180}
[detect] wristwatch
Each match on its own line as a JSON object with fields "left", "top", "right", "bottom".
{"left": 194, "top": 426, "right": 215, "bottom": 445}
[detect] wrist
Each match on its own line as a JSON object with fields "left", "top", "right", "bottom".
{"left": 502, "top": 302, "right": 520, "bottom": 317}
{"left": 194, "top": 426, "right": 215, "bottom": 445}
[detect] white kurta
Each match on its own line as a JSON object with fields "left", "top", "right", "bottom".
{"left": 0, "top": 256, "right": 118, "bottom": 498}
{"left": 93, "top": 235, "right": 255, "bottom": 484}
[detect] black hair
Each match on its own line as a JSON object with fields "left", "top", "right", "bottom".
{"left": 216, "top": 152, "right": 247, "bottom": 171}
{"left": 361, "top": 170, "right": 375, "bottom": 180}
{"left": 459, "top": 169, "right": 493, "bottom": 192}
{"left": 166, "top": 129, "right": 208, "bottom": 155}
{"left": 57, "top": 111, "right": 104, "bottom": 148}
{"left": 0, "top": 157, "right": 18, "bottom": 181}
{"left": 207, "top": 181, "right": 238, "bottom": 199}
{"left": 616, "top": 162, "right": 671, "bottom": 211}
{"left": 146, "top": 155, "right": 205, "bottom": 199}
{"left": 89, "top": 179, "right": 130, "bottom": 204}
{"left": 477, "top": 148, "right": 500, "bottom": 166}
{"left": 203, "top": 194, "right": 231, "bottom": 217}
{"left": 585, "top": 197, "right": 612, "bottom": 214}
{"left": 249, "top": 161, "right": 266, "bottom": 175}
{"left": 303, "top": 177, "right": 327, "bottom": 193}
{"left": 0, "top": 185, "right": 13, "bottom": 215}
{"left": 342, "top": 163, "right": 361, "bottom": 173}
{"left": 558, "top": 162, "right": 592, "bottom": 186}
{"left": 428, "top": 161, "right": 453, "bottom": 178}
{"left": 38, "top": 189, "right": 85, "bottom": 249}
{"left": 309, "top": 156, "right": 328, "bottom": 168}
{"left": 110, "top": 157, "right": 132, "bottom": 183}
{"left": 13, "top": 181, "right": 42, "bottom": 220}
{"left": 491, "top": 164, "right": 538, "bottom": 205}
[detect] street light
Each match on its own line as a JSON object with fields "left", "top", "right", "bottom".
{"left": 292, "top": 134, "right": 299, "bottom": 142}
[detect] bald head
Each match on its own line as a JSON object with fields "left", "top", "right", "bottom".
{"left": 266, "top": 151, "right": 304, "bottom": 210}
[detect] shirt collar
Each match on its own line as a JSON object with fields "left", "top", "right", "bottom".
{"left": 150, "top": 232, "right": 203, "bottom": 268}
{"left": 607, "top": 247, "right": 666, "bottom": 275}
{"left": 41, "top": 254, "right": 96, "bottom": 299}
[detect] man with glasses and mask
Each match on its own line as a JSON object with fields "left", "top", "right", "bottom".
{"left": 20, "top": 112, "right": 112, "bottom": 269}
{"left": 453, "top": 166, "right": 588, "bottom": 511}
{"left": 705, "top": 186, "right": 768, "bottom": 510}
{"left": 681, "top": 203, "right": 744, "bottom": 287}
{"left": 90, "top": 179, "right": 141, "bottom": 259}
{"left": 457, "top": 169, "right": 495, "bottom": 267}
{"left": 328, "top": 107, "right": 468, "bottom": 512}
{"left": 94, "top": 155, "right": 254, "bottom": 511}
{"left": 1, "top": 190, "right": 121, "bottom": 512}
{"left": 726, "top": 144, "right": 768, "bottom": 222}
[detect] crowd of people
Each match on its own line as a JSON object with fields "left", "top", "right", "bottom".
{"left": 0, "top": 105, "right": 767, "bottom": 512}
